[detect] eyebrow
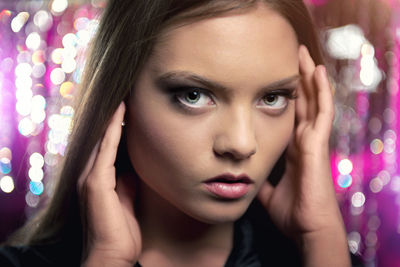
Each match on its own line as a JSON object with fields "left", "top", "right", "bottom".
{"left": 155, "top": 71, "right": 300, "bottom": 93}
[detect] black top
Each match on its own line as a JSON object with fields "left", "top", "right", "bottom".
{"left": 0, "top": 201, "right": 364, "bottom": 267}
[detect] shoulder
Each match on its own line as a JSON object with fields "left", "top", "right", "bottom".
{"left": 0, "top": 242, "right": 81, "bottom": 267}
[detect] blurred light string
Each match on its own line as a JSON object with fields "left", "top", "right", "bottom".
{"left": 392, "top": 3, "right": 400, "bottom": 234}
{"left": 0, "top": 8, "right": 15, "bottom": 194}
{"left": 321, "top": 1, "right": 400, "bottom": 264}
{"left": 0, "top": 1, "right": 102, "bottom": 211}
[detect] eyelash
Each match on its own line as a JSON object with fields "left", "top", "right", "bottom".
{"left": 257, "top": 89, "right": 297, "bottom": 110}
{"left": 167, "top": 86, "right": 297, "bottom": 112}
{"left": 168, "top": 87, "right": 215, "bottom": 111}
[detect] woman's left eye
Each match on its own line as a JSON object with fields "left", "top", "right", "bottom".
{"left": 258, "top": 94, "right": 288, "bottom": 110}
{"left": 175, "top": 88, "right": 214, "bottom": 108}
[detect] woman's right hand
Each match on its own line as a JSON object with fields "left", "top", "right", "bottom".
{"left": 78, "top": 102, "right": 142, "bottom": 267}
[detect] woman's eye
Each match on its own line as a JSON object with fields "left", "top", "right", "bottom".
{"left": 259, "top": 94, "right": 288, "bottom": 110}
{"left": 184, "top": 90, "right": 201, "bottom": 103}
{"left": 176, "top": 88, "right": 214, "bottom": 108}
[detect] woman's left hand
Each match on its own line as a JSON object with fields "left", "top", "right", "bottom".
{"left": 257, "top": 45, "right": 351, "bottom": 266}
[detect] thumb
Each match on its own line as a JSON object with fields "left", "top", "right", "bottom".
{"left": 116, "top": 173, "right": 137, "bottom": 213}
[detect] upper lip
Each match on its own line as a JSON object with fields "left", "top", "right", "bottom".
{"left": 204, "top": 173, "right": 254, "bottom": 184}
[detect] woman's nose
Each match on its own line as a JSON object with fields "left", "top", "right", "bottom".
{"left": 213, "top": 109, "right": 257, "bottom": 161}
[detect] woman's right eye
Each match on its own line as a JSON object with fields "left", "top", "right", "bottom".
{"left": 174, "top": 88, "right": 215, "bottom": 109}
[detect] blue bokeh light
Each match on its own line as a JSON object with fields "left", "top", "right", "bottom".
{"left": 29, "top": 181, "right": 44, "bottom": 195}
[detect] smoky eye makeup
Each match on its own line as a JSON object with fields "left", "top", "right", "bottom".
{"left": 170, "top": 86, "right": 215, "bottom": 109}
{"left": 154, "top": 71, "right": 299, "bottom": 114}
{"left": 155, "top": 79, "right": 216, "bottom": 112}
{"left": 256, "top": 87, "right": 298, "bottom": 115}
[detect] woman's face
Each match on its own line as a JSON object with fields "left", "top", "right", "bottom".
{"left": 126, "top": 3, "right": 299, "bottom": 224}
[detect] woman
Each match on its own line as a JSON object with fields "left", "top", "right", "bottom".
{"left": 1, "top": 0, "right": 360, "bottom": 266}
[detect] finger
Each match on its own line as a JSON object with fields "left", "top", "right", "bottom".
{"left": 299, "top": 45, "right": 317, "bottom": 121}
{"left": 93, "top": 102, "right": 126, "bottom": 171}
{"left": 77, "top": 141, "right": 100, "bottom": 194}
{"left": 115, "top": 174, "right": 142, "bottom": 252}
{"left": 257, "top": 180, "right": 274, "bottom": 208}
{"left": 314, "top": 65, "right": 334, "bottom": 136}
{"left": 115, "top": 173, "right": 137, "bottom": 213}
{"left": 295, "top": 83, "right": 307, "bottom": 126}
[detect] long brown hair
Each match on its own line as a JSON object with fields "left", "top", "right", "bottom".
{"left": 8, "top": 0, "right": 323, "bottom": 246}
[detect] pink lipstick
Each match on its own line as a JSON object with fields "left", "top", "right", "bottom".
{"left": 204, "top": 174, "right": 253, "bottom": 199}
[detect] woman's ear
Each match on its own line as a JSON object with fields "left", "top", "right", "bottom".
{"left": 115, "top": 99, "right": 133, "bottom": 175}
{"left": 122, "top": 99, "right": 129, "bottom": 126}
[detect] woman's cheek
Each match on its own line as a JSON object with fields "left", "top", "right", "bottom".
{"left": 126, "top": 105, "right": 213, "bottom": 181}
{"left": 256, "top": 107, "right": 294, "bottom": 165}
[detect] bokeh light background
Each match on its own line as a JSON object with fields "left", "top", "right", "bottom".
{"left": 0, "top": 0, "right": 399, "bottom": 266}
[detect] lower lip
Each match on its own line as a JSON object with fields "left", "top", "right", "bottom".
{"left": 204, "top": 182, "right": 250, "bottom": 199}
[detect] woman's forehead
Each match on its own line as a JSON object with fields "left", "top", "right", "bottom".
{"left": 149, "top": 4, "right": 299, "bottom": 87}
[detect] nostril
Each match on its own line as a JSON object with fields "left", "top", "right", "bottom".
{"left": 214, "top": 148, "right": 256, "bottom": 161}
{"left": 212, "top": 125, "right": 257, "bottom": 160}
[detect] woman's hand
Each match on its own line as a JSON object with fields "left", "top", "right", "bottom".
{"left": 257, "top": 46, "right": 351, "bottom": 266}
{"left": 78, "top": 102, "right": 141, "bottom": 267}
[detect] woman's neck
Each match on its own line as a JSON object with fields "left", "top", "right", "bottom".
{"left": 136, "top": 182, "right": 234, "bottom": 267}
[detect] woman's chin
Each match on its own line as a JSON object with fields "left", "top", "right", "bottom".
{"left": 182, "top": 200, "right": 252, "bottom": 225}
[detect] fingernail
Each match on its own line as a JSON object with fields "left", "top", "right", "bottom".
{"left": 119, "top": 101, "right": 126, "bottom": 111}
{"left": 300, "top": 45, "right": 309, "bottom": 56}
{"left": 320, "top": 65, "right": 327, "bottom": 77}
{"left": 321, "top": 66, "right": 326, "bottom": 76}
{"left": 299, "top": 45, "right": 305, "bottom": 58}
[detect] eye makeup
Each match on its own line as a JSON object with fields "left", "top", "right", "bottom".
{"left": 155, "top": 70, "right": 300, "bottom": 95}
{"left": 154, "top": 71, "right": 299, "bottom": 115}
{"left": 172, "top": 87, "right": 216, "bottom": 111}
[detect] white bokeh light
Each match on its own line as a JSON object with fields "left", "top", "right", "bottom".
{"left": 51, "top": 0, "right": 68, "bottom": 13}
{"left": 76, "top": 29, "right": 91, "bottom": 46}
{"left": 11, "top": 12, "right": 29, "bottom": 33}
{"left": 28, "top": 167, "right": 44, "bottom": 182}
{"left": 51, "top": 48, "right": 64, "bottom": 64}
{"left": 15, "top": 87, "right": 33, "bottom": 101}
{"left": 63, "top": 46, "right": 77, "bottom": 59}
{"left": 369, "top": 177, "right": 383, "bottom": 193}
{"left": 31, "top": 95, "right": 46, "bottom": 110}
{"left": 61, "top": 58, "right": 77, "bottom": 73}
{"left": 32, "top": 63, "right": 46, "bottom": 78}
{"left": 351, "top": 192, "right": 366, "bottom": 208}
{"left": 326, "top": 24, "right": 366, "bottom": 60}
{"left": 60, "top": 105, "right": 74, "bottom": 116}
{"left": 31, "top": 109, "right": 46, "bottom": 123}
{"left": 15, "top": 63, "right": 32, "bottom": 77}
{"left": 15, "top": 76, "right": 33, "bottom": 91}
{"left": 50, "top": 68, "right": 66, "bottom": 85}
{"left": 30, "top": 152, "right": 45, "bottom": 168}
{"left": 62, "top": 33, "right": 78, "bottom": 48}
{"left": 18, "top": 117, "right": 35, "bottom": 136}
{"left": 26, "top": 32, "right": 41, "bottom": 50}
{"left": 46, "top": 141, "right": 59, "bottom": 155}
{"left": 0, "top": 176, "right": 15, "bottom": 193}
{"left": 25, "top": 191, "right": 40, "bottom": 207}
{"left": 48, "top": 114, "right": 72, "bottom": 132}
{"left": 33, "top": 10, "right": 53, "bottom": 32}
{"left": 16, "top": 99, "right": 32, "bottom": 116}
{"left": 338, "top": 159, "right": 353, "bottom": 175}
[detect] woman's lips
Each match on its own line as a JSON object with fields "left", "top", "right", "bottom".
{"left": 203, "top": 174, "right": 253, "bottom": 199}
